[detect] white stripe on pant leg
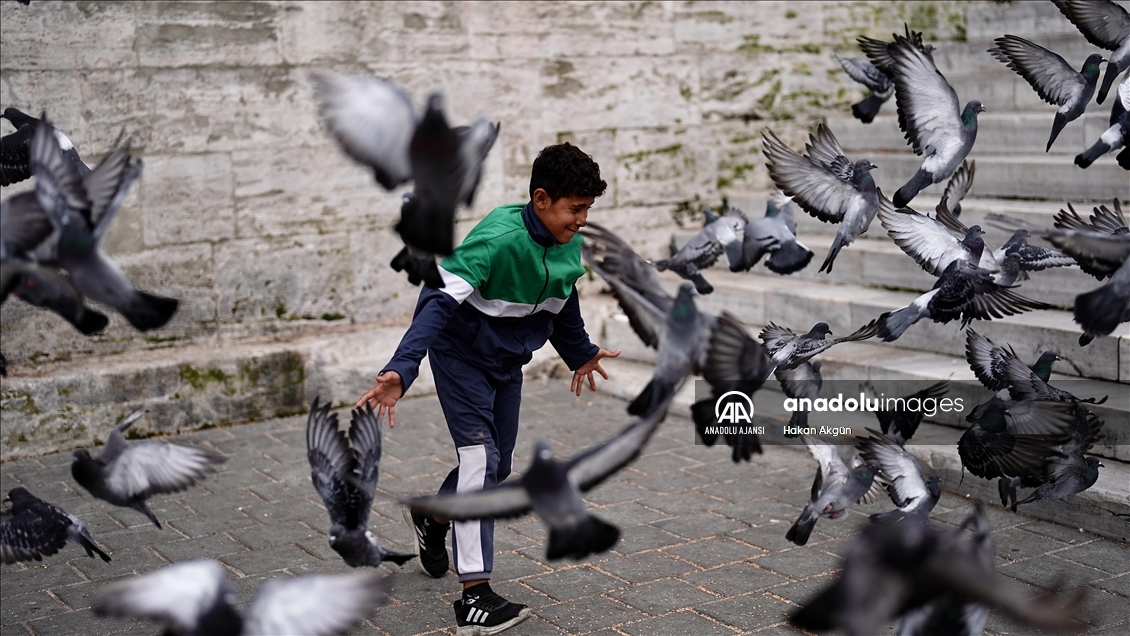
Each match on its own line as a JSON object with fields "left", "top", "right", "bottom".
{"left": 454, "top": 444, "right": 488, "bottom": 575}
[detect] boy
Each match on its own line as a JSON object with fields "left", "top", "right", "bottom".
{"left": 356, "top": 143, "right": 620, "bottom": 634}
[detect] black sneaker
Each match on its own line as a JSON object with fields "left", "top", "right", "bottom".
{"left": 454, "top": 583, "right": 531, "bottom": 636}
{"left": 403, "top": 506, "right": 450, "bottom": 578}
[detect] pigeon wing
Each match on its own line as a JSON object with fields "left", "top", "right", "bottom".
{"left": 305, "top": 399, "right": 357, "bottom": 526}
{"left": 701, "top": 312, "right": 773, "bottom": 393}
{"left": 1, "top": 500, "right": 69, "bottom": 564}
{"left": 803, "top": 435, "right": 850, "bottom": 484}
{"left": 965, "top": 329, "right": 1014, "bottom": 391}
{"left": 92, "top": 559, "right": 230, "bottom": 635}
{"left": 349, "top": 404, "right": 383, "bottom": 491}
{"left": 0, "top": 123, "right": 33, "bottom": 187}
{"left": 836, "top": 55, "right": 891, "bottom": 93}
{"left": 29, "top": 116, "right": 89, "bottom": 224}
{"left": 879, "top": 197, "right": 970, "bottom": 276}
{"left": 243, "top": 571, "right": 391, "bottom": 636}
{"left": 90, "top": 153, "right": 143, "bottom": 244}
{"left": 1053, "top": 0, "right": 1130, "bottom": 50}
{"left": 758, "top": 322, "right": 799, "bottom": 355}
{"left": 567, "top": 395, "right": 674, "bottom": 492}
{"left": 104, "top": 440, "right": 226, "bottom": 499}
{"left": 403, "top": 482, "right": 532, "bottom": 521}
{"left": 858, "top": 431, "right": 928, "bottom": 508}
{"left": 312, "top": 72, "right": 415, "bottom": 190}
{"left": 762, "top": 128, "right": 866, "bottom": 224}
{"left": 884, "top": 34, "right": 964, "bottom": 157}
{"left": 454, "top": 118, "right": 500, "bottom": 207}
{"left": 0, "top": 193, "right": 54, "bottom": 256}
{"left": 940, "top": 160, "right": 975, "bottom": 212}
{"left": 989, "top": 35, "right": 1086, "bottom": 107}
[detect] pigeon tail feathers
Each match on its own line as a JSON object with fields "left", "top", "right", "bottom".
{"left": 1098, "top": 64, "right": 1120, "bottom": 105}
{"left": 894, "top": 168, "right": 934, "bottom": 207}
{"left": 766, "top": 240, "right": 814, "bottom": 274}
{"left": 546, "top": 515, "right": 620, "bottom": 560}
{"left": 1075, "top": 138, "right": 1112, "bottom": 168}
{"left": 786, "top": 505, "right": 818, "bottom": 546}
{"left": 877, "top": 306, "right": 920, "bottom": 342}
{"left": 121, "top": 292, "right": 179, "bottom": 332}
{"left": 788, "top": 410, "right": 809, "bottom": 431}
{"left": 852, "top": 93, "right": 887, "bottom": 124}
{"left": 1047, "top": 112, "right": 1069, "bottom": 153}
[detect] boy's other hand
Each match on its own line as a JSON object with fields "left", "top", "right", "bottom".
{"left": 356, "top": 371, "right": 404, "bottom": 428}
{"left": 571, "top": 348, "right": 621, "bottom": 396}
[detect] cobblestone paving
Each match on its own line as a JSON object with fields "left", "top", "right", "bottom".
{"left": 2, "top": 380, "right": 1127, "bottom": 635}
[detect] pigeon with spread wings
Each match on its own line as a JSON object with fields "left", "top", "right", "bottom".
{"left": 401, "top": 396, "right": 673, "bottom": 560}
{"left": 786, "top": 436, "right": 879, "bottom": 546}
{"left": 1053, "top": 0, "right": 1130, "bottom": 104}
{"left": 93, "top": 559, "right": 391, "bottom": 636}
{"left": 654, "top": 207, "right": 745, "bottom": 293}
{"left": 306, "top": 398, "right": 415, "bottom": 568}
{"left": 856, "top": 430, "right": 941, "bottom": 525}
{"left": 1, "top": 487, "right": 110, "bottom": 565}
{"left": 737, "top": 193, "right": 814, "bottom": 275}
{"left": 71, "top": 410, "right": 226, "bottom": 528}
{"left": 759, "top": 319, "right": 877, "bottom": 372}
{"left": 762, "top": 124, "right": 879, "bottom": 273}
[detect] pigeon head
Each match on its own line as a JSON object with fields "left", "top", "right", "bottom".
{"left": 855, "top": 160, "right": 877, "bottom": 173}
{"left": 1081, "top": 54, "right": 1105, "bottom": 79}
{"left": 3, "top": 487, "right": 33, "bottom": 506}
{"left": 1, "top": 107, "right": 34, "bottom": 128}
{"left": 962, "top": 225, "right": 986, "bottom": 254}
{"left": 670, "top": 283, "right": 698, "bottom": 322}
{"left": 1031, "top": 351, "right": 1060, "bottom": 379}
{"left": 925, "top": 475, "right": 942, "bottom": 498}
{"left": 961, "top": 101, "right": 986, "bottom": 128}
{"left": 1086, "top": 457, "right": 1104, "bottom": 471}
{"left": 805, "top": 322, "right": 832, "bottom": 339}
{"left": 534, "top": 439, "right": 555, "bottom": 463}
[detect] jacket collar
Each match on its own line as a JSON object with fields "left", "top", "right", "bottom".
{"left": 521, "top": 201, "right": 557, "bottom": 248}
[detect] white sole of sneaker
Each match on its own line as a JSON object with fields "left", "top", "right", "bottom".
{"left": 455, "top": 607, "right": 532, "bottom": 636}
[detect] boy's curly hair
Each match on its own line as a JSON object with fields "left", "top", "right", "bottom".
{"left": 529, "top": 143, "right": 607, "bottom": 201}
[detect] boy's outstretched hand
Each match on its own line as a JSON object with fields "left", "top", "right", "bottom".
{"left": 356, "top": 371, "right": 404, "bottom": 428}
{"left": 571, "top": 348, "right": 621, "bottom": 396}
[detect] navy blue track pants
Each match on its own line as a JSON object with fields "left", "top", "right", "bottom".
{"left": 428, "top": 349, "right": 522, "bottom": 582}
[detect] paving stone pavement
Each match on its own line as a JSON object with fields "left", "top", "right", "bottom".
{"left": 1, "top": 380, "right": 1128, "bottom": 635}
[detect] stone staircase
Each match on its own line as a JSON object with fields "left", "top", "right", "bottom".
{"left": 590, "top": 1, "right": 1128, "bottom": 540}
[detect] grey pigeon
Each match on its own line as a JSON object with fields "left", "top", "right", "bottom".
{"left": 836, "top": 54, "right": 894, "bottom": 124}
{"left": 653, "top": 206, "right": 746, "bottom": 293}
{"left": 864, "top": 33, "right": 985, "bottom": 207}
{"left": 873, "top": 380, "right": 949, "bottom": 446}
{"left": 1004, "top": 405, "right": 1105, "bottom": 511}
{"left": 313, "top": 73, "right": 499, "bottom": 256}
{"left": 1, "top": 107, "right": 89, "bottom": 186}
{"left": 879, "top": 198, "right": 999, "bottom": 275}
{"left": 389, "top": 193, "right": 443, "bottom": 288}
{"left": 405, "top": 97, "right": 499, "bottom": 256}
{"left": 763, "top": 124, "right": 879, "bottom": 273}
{"left": 71, "top": 410, "right": 227, "bottom": 528}
{"left": 1076, "top": 69, "right": 1130, "bottom": 168}
{"left": 856, "top": 430, "right": 941, "bottom": 525}
{"left": 580, "top": 222, "right": 773, "bottom": 459}
{"left": 991, "top": 229, "right": 1077, "bottom": 278}
{"left": 1, "top": 487, "right": 110, "bottom": 564}
{"left": 402, "top": 396, "right": 673, "bottom": 560}
{"left": 846, "top": 25, "right": 935, "bottom": 124}
{"left": 1074, "top": 255, "right": 1130, "bottom": 344}
{"left": 759, "top": 319, "right": 878, "bottom": 372}
{"left": 790, "top": 506, "right": 1085, "bottom": 636}
{"left": 965, "top": 328, "right": 1059, "bottom": 391}
{"left": 935, "top": 159, "right": 975, "bottom": 219}
{"left": 29, "top": 116, "right": 180, "bottom": 331}
{"left": 737, "top": 193, "right": 814, "bottom": 274}
{"left": 306, "top": 398, "right": 415, "bottom": 569}
{"left": 10, "top": 270, "right": 109, "bottom": 335}
{"left": 958, "top": 395, "right": 1079, "bottom": 485}
{"left": 786, "top": 437, "right": 879, "bottom": 546}
{"left": 776, "top": 360, "right": 822, "bottom": 431}
{"left": 989, "top": 35, "right": 1103, "bottom": 152}
{"left": 92, "top": 559, "right": 392, "bottom": 636}
{"left": 1053, "top": 0, "right": 1130, "bottom": 104}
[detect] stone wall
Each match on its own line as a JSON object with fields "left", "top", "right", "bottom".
{"left": 0, "top": 0, "right": 971, "bottom": 370}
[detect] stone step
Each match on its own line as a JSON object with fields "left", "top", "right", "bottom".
{"left": 963, "top": 1, "right": 1095, "bottom": 43}
{"left": 596, "top": 355, "right": 1129, "bottom": 542}
{"left": 829, "top": 112, "right": 1117, "bottom": 157}
{"left": 598, "top": 309, "right": 1128, "bottom": 462}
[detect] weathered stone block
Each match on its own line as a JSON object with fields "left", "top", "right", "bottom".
{"left": 0, "top": 2, "right": 137, "bottom": 71}
{"left": 134, "top": 1, "right": 284, "bottom": 68}
{"left": 141, "top": 153, "right": 236, "bottom": 247}
{"left": 615, "top": 127, "right": 717, "bottom": 206}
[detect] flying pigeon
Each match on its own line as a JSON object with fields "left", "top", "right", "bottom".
{"left": 776, "top": 360, "right": 822, "bottom": 431}
{"left": 786, "top": 437, "right": 879, "bottom": 546}
{"left": 991, "top": 229, "right": 1077, "bottom": 278}
{"left": 580, "top": 222, "right": 773, "bottom": 449}
{"left": 736, "top": 193, "right": 814, "bottom": 274}
{"left": 405, "top": 97, "right": 499, "bottom": 256}
{"left": 28, "top": 116, "right": 180, "bottom": 331}
{"left": 1052, "top": 0, "right": 1130, "bottom": 104}
{"left": 844, "top": 25, "right": 936, "bottom": 124}
{"left": 880, "top": 198, "right": 999, "bottom": 275}
{"left": 759, "top": 319, "right": 878, "bottom": 372}
{"left": 998, "top": 402, "right": 1105, "bottom": 511}
{"left": 965, "top": 328, "right": 1060, "bottom": 393}
{"left": 1, "top": 487, "right": 110, "bottom": 564}
{"left": 958, "top": 395, "right": 1080, "bottom": 486}
{"left": 71, "top": 410, "right": 227, "bottom": 528}
{"left": 401, "top": 395, "right": 673, "bottom": 560}
{"left": 389, "top": 193, "right": 443, "bottom": 288}
{"left": 791, "top": 506, "right": 1084, "bottom": 636}
{"left": 653, "top": 206, "right": 746, "bottom": 293}
{"left": 872, "top": 380, "right": 949, "bottom": 446}
{"left": 836, "top": 54, "right": 894, "bottom": 124}
{"left": 762, "top": 124, "right": 879, "bottom": 273}
{"left": 856, "top": 430, "right": 940, "bottom": 525}
{"left": 1076, "top": 69, "right": 1130, "bottom": 168}
{"left": 989, "top": 35, "right": 1104, "bottom": 152}
{"left": 935, "top": 159, "right": 975, "bottom": 219}
{"left": 1, "top": 107, "right": 89, "bottom": 186}
{"left": 313, "top": 72, "right": 499, "bottom": 256}
{"left": 863, "top": 33, "right": 985, "bottom": 207}
{"left": 92, "top": 559, "right": 392, "bottom": 636}
{"left": 306, "top": 398, "right": 415, "bottom": 568}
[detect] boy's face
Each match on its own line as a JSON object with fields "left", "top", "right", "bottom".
{"left": 532, "top": 188, "right": 594, "bottom": 244}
